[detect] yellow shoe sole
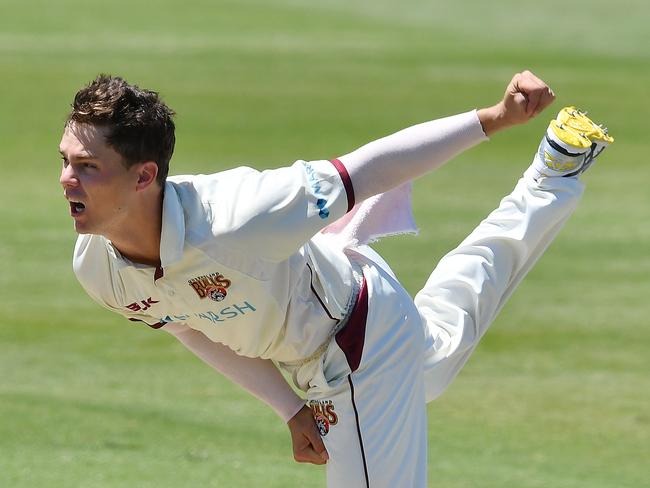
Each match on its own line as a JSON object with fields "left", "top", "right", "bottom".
{"left": 550, "top": 106, "right": 614, "bottom": 149}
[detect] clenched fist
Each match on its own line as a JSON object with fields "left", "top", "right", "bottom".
{"left": 478, "top": 70, "right": 556, "bottom": 136}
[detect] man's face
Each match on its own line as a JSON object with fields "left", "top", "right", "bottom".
{"left": 59, "top": 123, "right": 142, "bottom": 236}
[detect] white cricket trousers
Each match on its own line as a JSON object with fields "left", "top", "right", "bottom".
{"left": 306, "top": 175, "right": 584, "bottom": 488}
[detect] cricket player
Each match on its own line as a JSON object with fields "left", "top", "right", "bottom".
{"left": 59, "top": 71, "right": 613, "bottom": 487}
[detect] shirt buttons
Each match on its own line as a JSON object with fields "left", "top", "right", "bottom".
{"left": 168, "top": 290, "right": 175, "bottom": 297}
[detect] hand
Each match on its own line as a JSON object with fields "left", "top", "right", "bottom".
{"left": 287, "top": 405, "right": 329, "bottom": 465}
{"left": 478, "top": 70, "right": 556, "bottom": 136}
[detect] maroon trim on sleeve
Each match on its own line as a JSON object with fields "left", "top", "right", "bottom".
{"left": 335, "top": 275, "right": 368, "bottom": 373}
{"left": 329, "top": 158, "right": 355, "bottom": 213}
{"left": 129, "top": 318, "right": 165, "bottom": 329}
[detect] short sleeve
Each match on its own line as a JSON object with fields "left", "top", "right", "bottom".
{"left": 209, "top": 159, "right": 354, "bottom": 261}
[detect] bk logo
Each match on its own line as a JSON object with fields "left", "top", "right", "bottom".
{"left": 126, "top": 297, "right": 159, "bottom": 312}
{"left": 188, "top": 272, "right": 232, "bottom": 302}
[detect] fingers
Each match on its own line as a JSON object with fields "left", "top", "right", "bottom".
{"left": 288, "top": 405, "right": 330, "bottom": 465}
{"left": 483, "top": 69, "right": 556, "bottom": 134}
{"left": 293, "top": 430, "right": 328, "bottom": 465}
{"left": 536, "top": 85, "right": 556, "bottom": 115}
{"left": 305, "top": 423, "right": 329, "bottom": 463}
{"left": 510, "top": 70, "right": 556, "bottom": 118}
{"left": 520, "top": 70, "right": 545, "bottom": 115}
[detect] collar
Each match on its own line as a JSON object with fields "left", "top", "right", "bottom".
{"left": 100, "top": 181, "right": 185, "bottom": 272}
{"left": 103, "top": 237, "right": 129, "bottom": 268}
{"left": 159, "top": 180, "right": 186, "bottom": 268}
{"left": 102, "top": 181, "right": 185, "bottom": 271}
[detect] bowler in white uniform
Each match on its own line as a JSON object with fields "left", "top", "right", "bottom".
{"left": 60, "top": 71, "right": 612, "bottom": 487}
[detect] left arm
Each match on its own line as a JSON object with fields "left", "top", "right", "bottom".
{"left": 218, "top": 72, "right": 553, "bottom": 261}
{"left": 339, "top": 70, "right": 555, "bottom": 201}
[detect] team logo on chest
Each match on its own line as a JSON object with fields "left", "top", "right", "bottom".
{"left": 188, "top": 272, "right": 232, "bottom": 302}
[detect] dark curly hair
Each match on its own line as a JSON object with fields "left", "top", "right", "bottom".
{"left": 67, "top": 75, "right": 176, "bottom": 186}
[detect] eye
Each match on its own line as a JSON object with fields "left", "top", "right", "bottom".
{"left": 82, "top": 163, "right": 97, "bottom": 169}
{"left": 61, "top": 156, "right": 69, "bottom": 167}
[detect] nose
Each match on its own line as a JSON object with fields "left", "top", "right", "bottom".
{"left": 59, "top": 163, "right": 79, "bottom": 188}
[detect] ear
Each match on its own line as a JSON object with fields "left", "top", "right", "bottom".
{"left": 135, "top": 161, "right": 159, "bottom": 191}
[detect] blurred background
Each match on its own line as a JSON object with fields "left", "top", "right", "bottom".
{"left": 1, "top": 0, "right": 649, "bottom": 486}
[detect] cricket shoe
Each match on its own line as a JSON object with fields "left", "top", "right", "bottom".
{"left": 525, "top": 106, "right": 614, "bottom": 180}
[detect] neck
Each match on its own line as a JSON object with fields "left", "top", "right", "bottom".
{"left": 107, "top": 187, "right": 164, "bottom": 267}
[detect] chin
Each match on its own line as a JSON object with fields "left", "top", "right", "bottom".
{"left": 73, "top": 220, "right": 93, "bottom": 235}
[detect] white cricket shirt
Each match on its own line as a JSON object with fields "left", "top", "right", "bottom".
{"left": 73, "top": 159, "right": 357, "bottom": 369}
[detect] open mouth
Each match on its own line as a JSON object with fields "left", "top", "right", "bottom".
{"left": 70, "top": 201, "right": 86, "bottom": 216}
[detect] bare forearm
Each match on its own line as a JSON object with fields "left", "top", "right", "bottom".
{"left": 477, "top": 104, "right": 510, "bottom": 137}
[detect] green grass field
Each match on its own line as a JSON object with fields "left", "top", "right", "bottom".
{"left": 1, "top": 1, "right": 649, "bottom": 486}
